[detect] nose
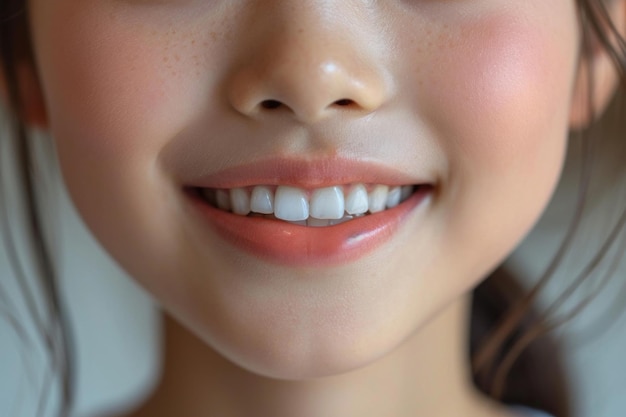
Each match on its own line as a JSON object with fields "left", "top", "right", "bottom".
{"left": 226, "top": 3, "right": 392, "bottom": 124}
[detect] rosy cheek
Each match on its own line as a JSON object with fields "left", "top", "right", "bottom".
{"left": 35, "top": 4, "right": 210, "bottom": 162}
{"left": 423, "top": 12, "right": 576, "bottom": 174}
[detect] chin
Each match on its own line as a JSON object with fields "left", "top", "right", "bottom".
{"left": 158, "top": 272, "right": 426, "bottom": 381}
{"left": 206, "top": 333, "right": 399, "bottom": 381}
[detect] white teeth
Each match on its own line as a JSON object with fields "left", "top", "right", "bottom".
{"left": 250, "top": 186, "right": 274, "bottom": 214}
{"left": 216, "top": 189, "right": 231, "bottom": 211}
{"left": 401, "top": 185, "right": 413, "bottom": 201}
{"left": 386, "top": 186, "right": 402, "bottom": 208}
{"left": 330, "top": 215, "right": 354, "bottom": 225}
{"left": 202, "top": 183, "right": 419, "bottom": 225}
{"left": 274, "top": 186, "right": 309, "bottom": 221}
{"left": 230, "top": 188, "right": 250, "bottom": 215}
{"left": 307, "top": 218, "right": 331, "bottom": 227}
{"left": 310, "top": 186, "right": 345, "bottom": 219}
{"left": 345, "top": 184, "right": 369, "bottom": 215}
{"left": 368, "top": 185, "right": 389, "bottom": 213}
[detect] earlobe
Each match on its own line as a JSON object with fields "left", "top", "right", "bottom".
{"left": 569, "top": 0, "right": 626, "bottom": 130}
{"left": 16, "top": 61, "right": 49, "bottom": 129}
{"left": 0, "top": 60, "right": 49, "bottom": 129}
{"left": 569, "top": 48, "right": 620, "bottom": 129}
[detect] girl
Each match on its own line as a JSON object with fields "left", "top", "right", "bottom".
{"left": 1, "top": 1, "right": 625, "bottom": 417}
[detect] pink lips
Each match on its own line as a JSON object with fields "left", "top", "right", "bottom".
{"left": 183, "top": 157, "right": 430, "bottom": 189}
{"left": 183, "top": 157, "right": 433, "bottom": 267}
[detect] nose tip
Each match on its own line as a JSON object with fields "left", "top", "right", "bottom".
{"left": 226, "top": 12, "right": 391, "bottom": 124}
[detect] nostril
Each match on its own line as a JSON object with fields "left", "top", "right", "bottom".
{"left": 261, "top": 99, "right": 282, "bottom": 109}
{"left": 256, "top": 97, "right": 358, "bottom": 119}
{"left": 334, "top": 99, "right": 354, "bottom": 106}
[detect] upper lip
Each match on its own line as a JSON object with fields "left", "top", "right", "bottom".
{"left": 184, "top": 156, "right": 433, "bottom": 189}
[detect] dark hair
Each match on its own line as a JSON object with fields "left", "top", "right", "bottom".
{"left": 1, "top": 1, "right": 625, "bottom": 417}
{"left": 1, "top": 2, "right": 75, "bottom": 417}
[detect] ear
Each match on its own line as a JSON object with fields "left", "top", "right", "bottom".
{"left": 569, "top": 0, "right": 626, "bottom": 129}
{"left": 0, "top": 60, "right": 48, "bottom": 129}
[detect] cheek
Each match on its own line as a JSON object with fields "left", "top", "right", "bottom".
{"left": 30, "top": 2, "right": 218, "bottom": 166}
{"left": 28, "top": 3, "right": 222, "bottom": 290}
{"left": 428, "top": 14, "right": 576, "bottom": 173}
{"left": 29, "top": 2, "right": 229, "bottom": 253}
{"left": 415, "top": 9, "right": 578, "bottom": 276}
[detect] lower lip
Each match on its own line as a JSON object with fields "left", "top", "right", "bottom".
{"left": 185, "top": 187, "right": 431, "bottom": 267}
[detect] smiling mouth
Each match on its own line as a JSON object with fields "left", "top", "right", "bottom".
{"left": 190, "top": 183, "right": 427, "bottom": 227}
{"left": 181, "top": 157, "right": 434, "bottom": 265}
{"left": 184, "top": 181, "right": 433, "bottom": 266}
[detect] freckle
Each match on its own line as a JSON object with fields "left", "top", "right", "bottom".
{"left": 163, "top": 57, "right": 169, "bottom": 62}
{"left": 192, "top": 39, "right": 196, "bottom": 45}
{"left": 175, "top": 54, "right": 180, "bottom": 61}
{"left": 210, "top": 31, "right": 217, "bottom": 41}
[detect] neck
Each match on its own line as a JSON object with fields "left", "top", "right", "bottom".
{"left": 129, "top": 295, "right": 502, "bottom": 417}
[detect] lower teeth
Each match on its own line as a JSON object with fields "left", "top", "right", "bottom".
{"left": 247, "top": 213, "right": 362, "bottom": 227}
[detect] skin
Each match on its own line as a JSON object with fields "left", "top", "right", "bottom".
{"left": 14, "top": 0, "right": 624, "bottom": 416}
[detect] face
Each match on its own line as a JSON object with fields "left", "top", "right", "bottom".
{"left": 28, "top": 0, "right": 579, "bottom": 378}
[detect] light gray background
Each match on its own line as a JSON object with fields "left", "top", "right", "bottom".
{"left": 1, "top": 99, "right": 625, "bottom": 417}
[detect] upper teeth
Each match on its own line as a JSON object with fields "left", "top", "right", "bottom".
{"left": 201, "top": 184, "right": 415, "bottom": 224}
